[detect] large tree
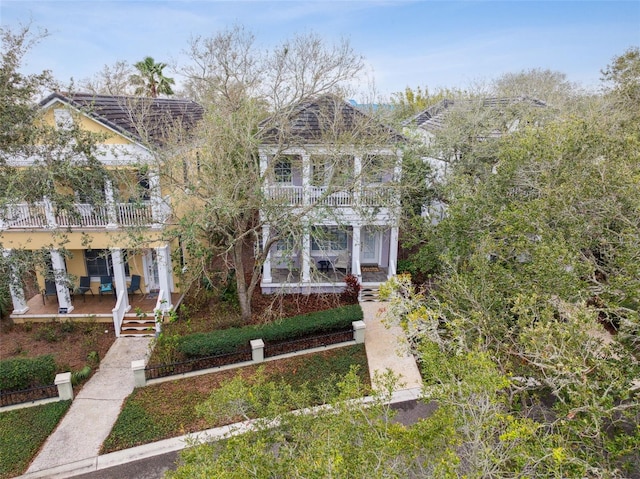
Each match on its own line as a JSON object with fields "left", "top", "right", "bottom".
{"left": 152, "top": 26, "right": 400, "bottom": 322}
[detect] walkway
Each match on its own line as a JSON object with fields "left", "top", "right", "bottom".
{"left": 360, "top": 301, "right": 423, "bottom": 391}
{"left": 24, "top": 337, "right": 153, "bottom": 477}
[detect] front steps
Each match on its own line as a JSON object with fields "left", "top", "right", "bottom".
{"left": 359, "top": 284, "right": 380, "bottom": 302}
{"left": 120, "top": 316, "right": 156, "bottom": 337}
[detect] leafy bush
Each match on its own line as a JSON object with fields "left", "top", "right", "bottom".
{"left": 0, "top": 400, "right": 71, "bottom": 479}
{"left": 178, "top": 305, "right": 363, "bottom": 358}
{"left": 341, "top": 274, "right": 361, "bottom": 304}
{"left": 33, "top": 324, "right": 59, "bottom": 343}
{"left": 0, "top": 355, "right": 56, "bottom": 391}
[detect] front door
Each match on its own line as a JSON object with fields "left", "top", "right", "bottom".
{"left": 360, "top": 228, "right": 380, "bottom": 265}
{"left": 143, "top": 250, "right": 160, "bottom": 291}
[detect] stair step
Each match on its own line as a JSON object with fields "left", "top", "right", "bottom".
{"left": 359, "top": 286, "right": 380, "bottom": 302}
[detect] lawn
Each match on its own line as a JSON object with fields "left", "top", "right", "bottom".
{"left": 0, "top": 400, "right": 71, "bottom": 479}
{"left": 102, "top": 344, "right": 369, "bottom": 453}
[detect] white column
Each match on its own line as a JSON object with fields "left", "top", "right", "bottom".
{"left": 262, "top": 225, "right": 272, "bottom": 283}
{"left": 2, "top": 249, "right": 29, "bottom": 314}
{"left": 50, "top": 250, "right": 73, "bottom": 313}
{"left": 301, "top": 152, "right": 311, "bottom": 206}
{"left": 110, "top": 248, "right": 130, "bottom": 312}
{"left": 301, "top": 229, "right": 311, "bottom": 283}
{"left": 353, "top": 154, "right": 362, "bottom": 205}
{"left": 104, "top": 179, "right": 118, "bottom": 229}
{"left": 351, "top": 225, "right": 361, "bottom": 280}
{"left": 43, "top": 197, "right": 57, "bottom": 228}
{"left": 156, "top": 244, "right": 173, "bottom": 309}
{"left": 388, "top": 226, "right": 399, "bottom": 278}
{"left": 148, "top": 169, "right": 163, "bottom": 228}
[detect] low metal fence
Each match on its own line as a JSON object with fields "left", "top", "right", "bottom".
{"left": 264, "top": 329, "right": 353, "bottom": 358}
{"left": 145, "top": 348, "right": 253, "bottom": 380}
{"left": 1, "top": 384, "right": 58, "bottom": 407}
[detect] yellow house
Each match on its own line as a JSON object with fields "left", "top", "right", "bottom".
{"left": 1, "top": 93, "right": 202, "bottom": 336}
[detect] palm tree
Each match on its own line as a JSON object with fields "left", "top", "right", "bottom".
{"left": 129, "top": 56, "right": 175, "bottom": 98}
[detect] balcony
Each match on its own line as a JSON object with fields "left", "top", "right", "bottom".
{"left": 2, "top": 201, "right": 168, "bottom": 230}
{"left": 265, "top": 185, "right": 396, "bottom": 208}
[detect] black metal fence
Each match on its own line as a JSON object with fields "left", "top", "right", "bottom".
{"left": 1, "top": 384, "right": 58, "bottom": 407}
{"left": 264, "top": 329, "right": 353, "bottom": 358}
{"left": 145, "top": 348, "right": 253, "bottom": 380}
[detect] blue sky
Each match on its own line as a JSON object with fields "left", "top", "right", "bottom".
{"left": 2, "top": 1, "right": 639, "bottom": 100}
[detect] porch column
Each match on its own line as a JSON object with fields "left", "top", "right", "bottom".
{"left": 351, "top": 225, "right": 361, "bottom": 281}
{"left": 148, "top": 169, "right": 163, "bottom": 228}
{"left": 262, "top": 225, "right": 272, "bottom": 283}
{"left": 110, "top": 248, "right": 130, "bottom": 312}
{"left": 50, "top": 250, "right": 73, "bottom": 313}
{"left": 104, "top": 179, "right": 118, "bottom": 229}
{"left": 388, "top": 226, "right": 399, "bottom": 278}
{"left": 156, "top": 244, "right": 173, "bottom": 309}
{"left": 301, "top": 229, "right": 311, "bottom": 283}
{"left": 301, "top": 152, "right": 311, "bottom": 207}
{"left": 2, "top": 249, "right": 29, "bottom": 314}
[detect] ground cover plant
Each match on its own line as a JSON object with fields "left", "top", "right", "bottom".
{"left": 0, "top": 400, "right": 71, "bottom": 479}
{"left": 102, "top": 344, "right": 369, "bottom": 453}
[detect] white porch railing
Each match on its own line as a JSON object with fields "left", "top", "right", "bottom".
{"left": 117, "top": 202, "right": 154, "bottom": 226}
{"left": 3, "top": 203, "right": 48, "bottom": 228}
{"left": 56, "top": 204, "right": 110, "bottom": 227}
{"left": 310, "top": 187, "right": 352, "bottom": 206}
{"left": 360, "top": 186, "right": 396, "bottom": 207}
{"left": 153, "top": 289, "right": 171, "bottom": 335}
{"left": 266, "top": 186, "right": 303, "bottom": 205}
{"left": 112, "top": 291, "right": 128, "bottom": 338}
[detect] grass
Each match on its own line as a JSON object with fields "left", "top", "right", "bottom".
{"left": 0, "top": 400, "right": 71, "bottom": 479}
{"left": 102, "top": 344, "right": 369, "bottom": 453}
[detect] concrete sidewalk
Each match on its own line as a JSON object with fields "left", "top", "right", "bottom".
{"left": 360, "top": 301, "right": 423, "bottom": 391}
{"left": 25, "top": 337, "right": 152, "bottom": 476}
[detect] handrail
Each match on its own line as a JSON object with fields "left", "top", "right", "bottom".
{"left": 112, "top": 290, "right": 127, "bottom": 338}
{"left": 153, "top": 289, "right": 171, "bottom": 335}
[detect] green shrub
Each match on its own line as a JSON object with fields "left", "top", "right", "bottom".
{"left": 0, "top": 355, "right": 57, "bottom": 391}
{"left": 33, "top": 324, "right": 59, "bottom": 343}
{"left": 71, "top": 365, "right": 92, "bottom": 386}
{"left": 178, "top": 305, "right": 363, "bottom": 358}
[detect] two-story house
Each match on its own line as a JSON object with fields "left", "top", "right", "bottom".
{"left": 1, "top": 92, "right": 202, "bottom": 335}
{"left": 258, "top": 95, "right": 404, "bottom": 297}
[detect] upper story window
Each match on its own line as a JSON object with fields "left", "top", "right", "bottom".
{"left": 274, "top": 158, "right": 293, "bottom": 184}
{"left": 363, "top": 155, "right": 388, "bottom": 184}
{"left": 137, "top": 169, "right": 151, "bottom": 200}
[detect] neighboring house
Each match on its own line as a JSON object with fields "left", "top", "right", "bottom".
{"left": 404, "top": 96, "right": 546, "bottom": 222}
{"left": 0, "top": 92, "right": 202, "bottom": 335}
{"left": 258, "top": 95, "right": 404, "bottom": 295}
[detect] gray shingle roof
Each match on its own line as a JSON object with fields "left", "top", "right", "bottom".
{"left": 260, "top": 94, "right": 405, "bottom": 144}
{"left": 40, "top": 92, "right": 203, "bottom": 145}
{"left": 406, "top": 96, "right": 546, "bottom": 133}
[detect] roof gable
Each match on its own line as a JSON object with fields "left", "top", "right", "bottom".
{"left": 260, "top": 94, "right": 404, "bottom": 145}
{"left": 39, "top": 92, "right": 203, "bottom": 146}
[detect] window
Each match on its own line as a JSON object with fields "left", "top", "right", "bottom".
{"left": 137, "top": 170, "right": 151, "bottom": 200}
{"left": 364, "top": 155, "right": 387, "bottom": 183}
{"left": 311, "top": 227, "right": 348, "bottom": 252}
{"left": 85, "top": 250, "right": 130, "bottom": 277}
{"left": 311, "top": 157, "right": 327, "bottom": 186}
{"left": 331, "top": 156, "right": 355, "bottom": 186}
{"left": 274, "top": 158, "right": 292, "bottom": 183}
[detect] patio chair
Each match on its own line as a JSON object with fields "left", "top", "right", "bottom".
{"left": 127, "top": 274, "right": 143, "bottom": 297}
{"left": 99, "top": 276, "right": 114, "bottom": 299}
{"left": 333, "top": 251, "right": 351, "bottom": 274}
{"left": 75, "top": 276, "right": 94, "bottom": 302}
{"left": 42, "top": 279, "right": 58, "bottom": 304}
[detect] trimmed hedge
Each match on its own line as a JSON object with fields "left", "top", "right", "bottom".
{"left": 0, "top": 355, "right": 57, "bottom": 392}
{"left": 178, "top": 305, "right": 363, "bottom": 358}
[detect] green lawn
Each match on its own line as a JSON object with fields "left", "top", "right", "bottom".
{"left": 0, "top": 400, "right": 71, "bottom": 479}
{"left": 102, "top": 345, "right": 369, "bottom": 453}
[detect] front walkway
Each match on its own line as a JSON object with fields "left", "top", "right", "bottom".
{"left": 360, "top": 301, "right": 423, "bottom": 391}
{"left": 25, "top": 337, "right": 153, "bottom": 476}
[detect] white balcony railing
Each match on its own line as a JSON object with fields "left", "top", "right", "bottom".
{"left": 2, "top": 201, "right": 161, "bottom": 229}
{"left": 265, "top": 185, "right": 396, "bottom": 208}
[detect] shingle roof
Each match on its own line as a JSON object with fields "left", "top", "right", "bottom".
{"left": 406, "top": 96, "right": 546, "bottom": 133}
{"left": 40, "top": 92, "right": 203, "bottom": 145}
{"left": 260, "top": 94, "right": 405, "bottom": 144}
